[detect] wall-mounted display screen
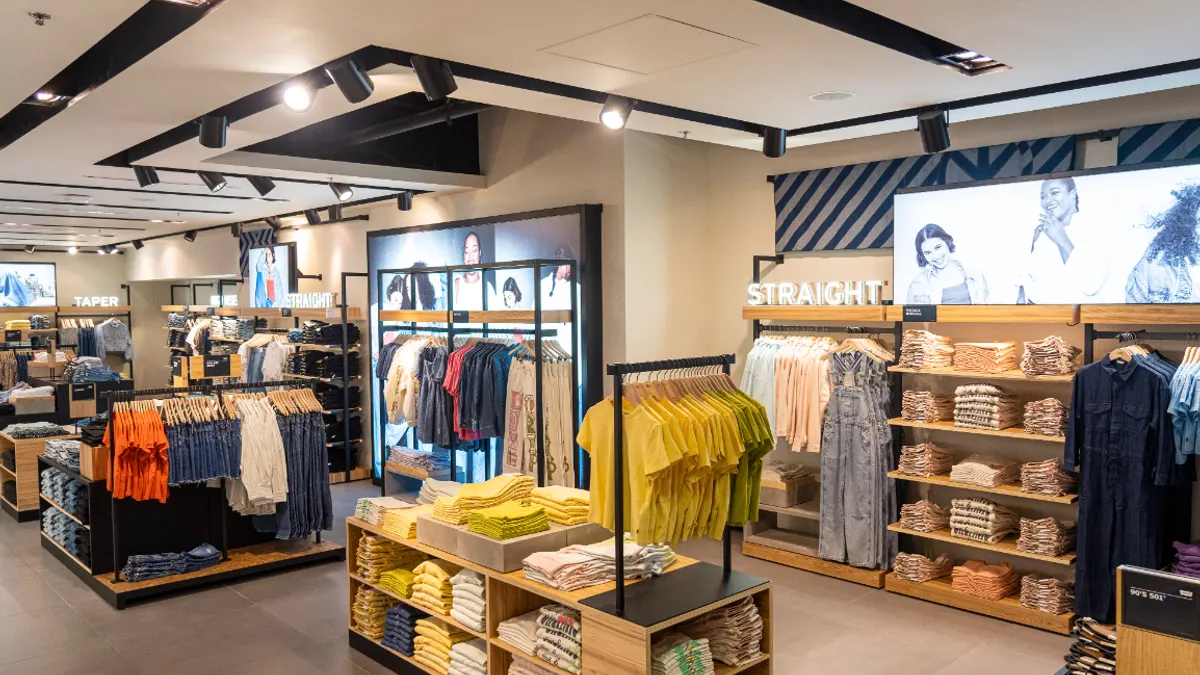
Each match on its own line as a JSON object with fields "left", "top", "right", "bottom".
{"left": 0, "top": 263, "right": 56, "bottom": 307}
{"left": 894, "top": 161, "right": 1200, "bottom": 304}
{"left": 246, "top": 243, "right": 297, "bottom": 308}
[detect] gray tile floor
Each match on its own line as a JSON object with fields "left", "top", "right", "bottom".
{"left": 0, "top": 482, "right": 1070, "bottom": 674}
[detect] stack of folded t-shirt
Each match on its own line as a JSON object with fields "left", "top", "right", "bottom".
{"left": 523, "top": 538, "right": 676, "bottom": 591}
{"left": 1017, "top": 517, "right": 1077, "bottom": 557}
{"left": 953, "top": 342, "right": 1019, "bottom": 373}
{"left": 1064, "top": 617, "right": 1116, "bottom": 674}
{"left": 1021, "top": 335, "right": 1081, "bottom": 376}
{"left": 949, "top": 453, "right": 1020, "bottom": 487}
{"left": 357, "top": 534, "right": 427, "bottom": 583}
{"left": 415, "top": 617, "right": 474, "bottom": 675}
{"left": 382, "top": 504, "right": 434, "bottom": 540}
{"left": 419, "top": 478, "right": 463, "bottom": 505}
{"left": 411, "top": 559, "right": 463, "bottom": 616}
{"left": 760, "top": 461, "right": 810, "bottom": 483}
{"left": 679, "top": 597, "right": 764, "bottom": 667}
{"left": 1024, "top": 398, "right": 1069, "bottom": 436}
{"left": 651, "top": 633, "right": 714, "bottom": 675}
{"left": 898, "top": 442, "right": 954, "bottom": 476}
{"left": 951, "top": 560, "right": 1020, "bottom": 601}
{"left": 899, "top": 500, "right": 950, "bottom": 533}
{"left": 535, "top": 604, "right": 582, "bottom": 675}
{"left": 901, "top": 390, "right": 955, "bottom": 422}
{"left": 434, "top": 474, "right": 536, "bottom": 525}
{"left": 498, "top": 609, "right": 541, "bottom": 656}
{"left": 950, "top": 498, "right": 1019, "bottom": 544}
{"left": 378, "top": 567, "right": 419, "bottom": 598}
{"left": 953, "top": 383, "right": 1020, "bottom": 430}
{"left": 450, "top": 638, "right": 487, "bottom": 675}
{"left": 899, "top": 329, "right": 954, "bottom": 370}
{"left": 450, "top": 569, "right": 486, "bottom": 632}
{"left": 352, "top": 586, "right": 397, "bottom": 638}
{"left": 3, "top": 421, "right": 68, "bottom": 439}
{"left": 355, "top": 496, "right": 416, "bottom": 526}
{"left": 529, "top": 486, "right": 590, "bottom": 525}
{"left": 468, "top": 501, "right": 550, "bottom": 540}
{"left": 382, "top": 603, "right": 426, "bottom": 656}
{"left": 389, "top": 446, "right": 451, "bottom": 478}
{"left": 1020, "top": 574, "right": 1075, "bottom": 615}
{"left": 1171, "top": 541, "right": 1200, "bottom": 578}
{"left": 893, "top": 552, "right": 953, "bottom": 583}
{"left": 43, "top": 439, "right": 81, "bottom": 471}
{"left": 507, "top": 659, "right": 558, "bottom": 675}
{"left": 1021, "top": 458, "right": 1079, "bottom": 497}
{"left": 79, "top": 412, "right": 109, "bottom": 447}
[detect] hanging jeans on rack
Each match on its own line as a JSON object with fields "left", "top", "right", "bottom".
{"left": 818, "top": 352, "right": 897, "bottom": 569}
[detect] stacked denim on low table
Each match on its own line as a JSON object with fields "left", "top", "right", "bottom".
{"left": 42, "top": 508, "right": 90, "bottom": 565}
{"left": 43, "top": 439, "right": 81, "bottom": 471}
{"left": 120, "top": 543, "right": 221, "bottom": 582}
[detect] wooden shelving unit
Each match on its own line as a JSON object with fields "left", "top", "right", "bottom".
{"left": 161, "top": 305, "right": 363, "bottom": 320}
{"left": 346, "top": 516, "right": 772, "bottom": 675}
{"left": 1080, "top": 304, "right": 1200, "bottom": 324}
{"left": 380, "top": 309, "right": 572, "bottom": 324}
{"left": 887, "top": 366, "right": 1074, "bottom": 383}
{"left": 886, "top": 524, "right": 1076, "bottom": 566}
{"left": 884, "top": 574, "right": 1074, "bottom": 634}
{"left": 742, "top": 305, "right": 888, "bottom": 321}
{"left": 888, "top": 418, "right": 1065, "bottom": 443}
{"left": 884, "top": 304, "right": 1080, "bottom": 324}
{"left": 0, "top": 430, "right": 77, "bottom": 522}
{"left": 888, "top": 470, "right": 1078, "bottom": 504}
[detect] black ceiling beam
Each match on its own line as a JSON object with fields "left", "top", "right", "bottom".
{"left": 0, "top": 223, "right": 145, "bottom": 231}
{"left": 0, "top": 179, "right": 286, "bottom": 202}
{"left": 0, "top": 197, "right": 234, "bottom": 215}
{"left": 0, "top": 211, "right": 176, "bottom": 223}
{"left": 139, "top": 165, "right": 413, "bottom": 193}
{"left": 344, "top": 101, "right": 491, "bottom": 145}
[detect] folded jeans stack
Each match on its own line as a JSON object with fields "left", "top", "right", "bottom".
{"left": 949, "top": 453, "right": 1020, "bottom": 487}
{"left": 353, "top": 586, "right": 398, "bottom": 640}
{"left": 953, "top": 383, "right": 1020, "bottom": 430}
{"left": 382, "top": 603, "right": 426, "bottom": 656}
{"left": 529, "top": 486, "right": 590, "bottom": 525}
{"left": 382, "top": 504, "right": 434, "bottom": 540}
{"left": 1020, "top": 458, "right": 1079, "bottom": 497}
{"left": 3, "top": 421, "right": 67, "bottom": 439}
{"left": 433, "top": 474, "right": 537, "bottom": 525}
{"left": 389, "top": 446, "right": 451, "bottom": 478}
{"left": 357, "top": 534, "right": 428, "bottom": 583}
{"left": 898, "top": 442, "right": 954, "bottom": 476}
{"left": 1020, "top": 574, "right": 1075, "bottom": 615}
{"left": 678, "top": 597, "right": 765, "bottom": 667}
{"left": 1170, "top": 541, "right": 1200, "bottom": 578}
{"left": 950, "top": 560, "right": 1020, "bottom": 601}
{"left": 1064, "top": 617, "right": 1116, "bottom": 674}
{"left": 39, "top": 467, "right": 88, "bottom": 521}
{"left": 522, "top": 538, "right": 677, "bottom": 592}
{"left": 450, "top": 638, "right": 487, "bottom": 675}
{"left": 651, "top": 633, "right": 714, "bottom": 675}
{"left": 535, "top": 604, "right": 582, "bottom": 675}
{"left": 411, "top": 559, "right": 463, "bottom": 616}
{"left": 1024, "top": 398, "right": 1069, "bottom": 436}
{"left": 1017, "top": 517, "right": 1077, "bottom": 557}
{"left": 121, "top": 543, "right": 221, "bottom": 581}
{"left": 950, "top": 498, "right": 1019, "bottom": 544}
{"left": 450, "top": 569, "right": 486, "bottom": 632}
{"left": 893, "top": 552, "right": 953, "bottom": 583}
{"left": 415, "top": 617, "right": 474, "bottom": 675}
{"left": 468, "top": 501, "right": 549, "bottom": 540}
{"left": 953, "top": 342, "right": 1019, "bottom": 373}
{"left": 419, "top": 478, "right": 463, "bottom": 505}
{"left": 1021, "top": 335, "right": 1080, "bottom": 377}
{"left": 899, "top": 329, "right": 954, "bottom": 370}
{"left": 901, "top": 390, "right": 955, "bottom": 422}
{"left": 899, "top": 500, "right": 950, "bottom": 533}
{"left": 42, "top": 507, "right": 90, "bottom": 565}
{"left": 43, "top": 439, "right": 81, "bottom": 471}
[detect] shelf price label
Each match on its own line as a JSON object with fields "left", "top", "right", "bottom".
{"left": 203, "top": 355, "right": 232, "bottom": 378}
{"left": 4, "top": 330, "right": 21, "bottom": 342}
{"left": 903, "top": 305, "right": 938, "bottom": 322}
{"left": 452, "top": 310, "right": 469, "bottom": 323}
{"left": 281, "top": 307, "right": 292, "bottom": 318}
{"left": 207, "top": 307, "right": 217, "bottom": 316}
{"left": 70, "top": 383, "right": 96, "bottom": 401}
{"left": 1121, "top": 566, "right": 1200, "bottom": 641}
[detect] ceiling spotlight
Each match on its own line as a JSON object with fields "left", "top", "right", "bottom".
{"left": 24, "top": 245, "right": 34, "bottom": 254}
{"left": 198, "top": 171, "right": 227, "bottom": 192}
{"left": 231, "top": 222, "right": 242, "bottom": 237}
{"left": 66, "top": 246, "right": 77, "bottom": 255}
{"left": 397, "top": 191, "right": 413, "bottom": 211}
{"left": 247, "top": 175, "right": 276, "bottom": 196}
{"left": 600, "top": 95, "right": 635, "bottom": 130}
{"left": 183, "top": 230, "right": 197, "bottom": 242}
{"left": 264, "top": 216, "right": 282, "bottom": 230}
{"left": 96, "top": 246, "right": 106, "bottom": 255}
{"left": 107, "top": 245, "right": 120, "bottom": 254}
{"left": 26, "top": 91, "right": 66, "bottom": 106}
{"left": 410, "top": 55, "right": 458, "bottom": 101}
{"left": 283, "top": 83, "right": 315, "bottom": 112}
{"left": 763, "top": 127, "right": 787, "bottom": 159}
{"left": 131, "top": 239, "right": 144, "bottom": 250}
{"left": 198, "top": 115, "right": 227, "bottom": 149}
{"left": 133, "top": 165, "right": 160, "bottom": 188}
{"left": 304, "top": 209, "right": 321, "bottom": 225}
{"left": 917, "top": 108, "right": 951, "bottom": 154}
{"left": 937, "top": 50, "right": 1009, "bottom": 76}
{"left": 328, "top": 182, "right": 353, "bottom": 202}
{"left": 325, "top": 57, "right": 374, "bottom": 104}
{"left": 328, "top": 204, "right": 343, "bottom": 222}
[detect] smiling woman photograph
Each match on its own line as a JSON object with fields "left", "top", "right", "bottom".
{"left": 904, "top": 223, "right": 989, "bottom": 304}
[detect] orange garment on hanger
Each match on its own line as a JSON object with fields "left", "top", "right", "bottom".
{"left": 106, "top": 408, "right": 170, "bottom": 503}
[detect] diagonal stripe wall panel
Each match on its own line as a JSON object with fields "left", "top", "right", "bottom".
{"left": 1117, "top": 119, "right": 1200, "bottom": 165}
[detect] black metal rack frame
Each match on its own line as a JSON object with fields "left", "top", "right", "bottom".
{"left": 373, "top": 258, "right": 581, "bottom": 489}
{"left": 1083, "top": 325, "right": 1200, "bottom": 363}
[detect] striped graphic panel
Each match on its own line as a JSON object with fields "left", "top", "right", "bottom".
{"left": 239, "top": 228, "right": 275, "bottom": 277}
{"left": 774, "top": 135, "right": 1076, "bottom": 252}
{"left": 1117, "top": 118, "right": 1200, "bottom": 165}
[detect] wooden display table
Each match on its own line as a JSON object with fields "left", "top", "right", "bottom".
{"left": 0, "top": 430, "right": 78, "bottom": 522}
{"left": 346, "top": 516, "right": 773, "bottom": 675}
{"left": 1116, "top": 566, "right": 1200, "bottom": 674}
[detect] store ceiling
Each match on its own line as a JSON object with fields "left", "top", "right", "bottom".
{"left": 2, "top": 0, "right": 1198, "bottom": 247}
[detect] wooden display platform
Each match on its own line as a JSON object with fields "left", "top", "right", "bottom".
{"left": 330, "top": 467, "right": 372, "bottom": 484}
{"left": 887, "top": 366, "right": 1074, "bottom": 383}
{"left": 742, "top": 535, "right": 886, "bottom": 588}
{"left": 743, "top": 305, "right": 888, "bottom": 321}
{"left": 887, "top": 470, "right": 1078, "bottom": 504}
{"left": 887, "top": 524, "right": 1076, "bottom": 565}
{"left": 758, "top": 500, "right": 820, "bottom": 520}
{"left": 0, "top": 430, "right": 77, "bottom": 521}
{"left": 888, "top": 418, "right": 1065, "bottom": 443}
{"left": 42, "top": 536, "right": 344, "bottom": 609}
{"left": 884, "top": 573, "right": 1075, "bottom": 634}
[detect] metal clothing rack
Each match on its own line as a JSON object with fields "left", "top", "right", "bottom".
{"left": 102, "top": 378, "right": 313, "bottom": 584}
{"left": 340, "top": 272, "right": 369, "bottom": 486}
{"left": 607, "top": 353, "right": 736, "bottom": 616}
{"left": 1083, "top": 325, "right": 1200, "bottom": 363}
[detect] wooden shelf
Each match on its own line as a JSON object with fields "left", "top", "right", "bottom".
{"left": 742, "top": 305, "right": 888, "bottom": 321}
{"left": 322, "top": 407, "right": 362, "bottom": 415}
{"left": 888, "top": 470, "right": 1078, "bottom": 504}
{"left": 886, "top": 305, "right": 1079, "bottom": 324}
{"left": 349, "top": 572, "right": 486, "bottom": 639}
{"left": 40, "top": 531, "right": 90, "bottom": 571}
{"left": 209, "top": 337, "right": 243, "bottom": 343}
{"left": 884, "top": 573, "right": 1075, "bottom": 634}
{"left": 329, "top": 467, "right": 372, "bottom": 485}
{"left": 888, "top": 366, "right": 1074, "bottom": 383}
{"left": 57, "top": 305, "right": 132, "bottom": 315}
{"left": 380, "top": 309, "right": 572, "bottom": 324}
{"left": 491, "top": 639, "right": 576, "bottom": 675}
{"left": 887, "top": 524, "right": 1075, "bottom": 565}
{"left": 161, "top": 305, "right": 363, "bottom": 320}
{"left": 714, "top": 653, "right": 772, "bottom": 675}
{"left": 758, "top": 500, "right": 819, "bottom": 520}
{"left": 889, "top": 418, "right": 1064, "bottom": 443}
{"left": 350, "top": 627, "right": 440, "bottom": 675}
{"left": 283, "top": 373, "right": 357, "bottom": 384}
{"left": 1081, "top": 304, "right": 1200, "bottom": 325}
{"left": 380, "top": 310, "right": 448, "bottom": 323}
{"left": 741, "top": 532, "right": 885, "bottom": 588}
{"left": 759, "top": 475, "right": 816, "bottom": 491}
{"left": 39, "top": 493, "right": 89, "bottom": 528}
{"left": 384, "top": 461, "right": 447, "bottom": 481}
{"left": 0, "top": 463, "right": 12, "bottom": 478}
{"left": 293, "top": 343, "right": 360, "bottom": 353}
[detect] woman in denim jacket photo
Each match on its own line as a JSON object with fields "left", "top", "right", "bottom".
{"left": 904, "top": 223, "right": 989, "bottom": 304}
{"left": 1126, "top": 183, "right": 1200, "bottom": 303}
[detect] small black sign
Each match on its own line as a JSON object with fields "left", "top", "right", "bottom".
{"left": 182, "top": 305, "right": 190, "bottom": 313}
{"left": 172, "top": 357, "right": 183, "bottom": 377}
{"left": 207, "top": 306, "right": 216, "bottom": 316}
{"left": 903, "top": 305, "right": 938, "bottom": 322}
{"left": 203, "top": 355, "right": 231, "bottom": 378}
{"left": 71, "top": 383, "right": 95, "bottom": 401}
{"left": 1122, "top": 566, "right": 1200, "bottom": 641}
{"left": 451, "top": 310, "right": 469, "bottom": 323}
{"left": 281, "top": 307, "right": 292, "bottom": 317}
{"left": 4, "top": 330, "right": 21, "bottom": 342}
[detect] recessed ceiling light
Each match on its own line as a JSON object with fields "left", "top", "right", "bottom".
{"left": 809, "top": 91, "right": 855, "bottom": 102}
{"left": 937, "top": 50, "right": 1009, "bottom": 76}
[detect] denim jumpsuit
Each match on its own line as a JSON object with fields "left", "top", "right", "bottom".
{"left": 1065, "top": 357, "right": 1194, "bottom": 622}
{"left": 818, "top": 351, "right": 898, "bottom": 569}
